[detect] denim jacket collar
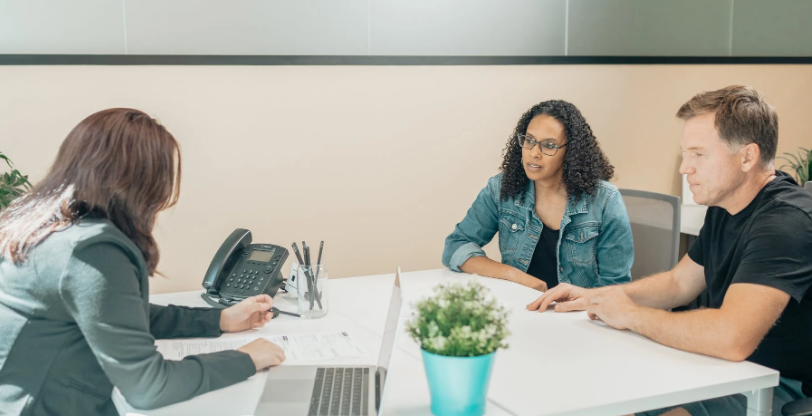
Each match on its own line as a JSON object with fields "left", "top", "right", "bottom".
{"left": 513, "top": 179, "right": 590, "bottom": 216}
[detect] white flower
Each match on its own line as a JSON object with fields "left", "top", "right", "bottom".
{"left": 406, "top": 280, "right": 510, "bottom": 356}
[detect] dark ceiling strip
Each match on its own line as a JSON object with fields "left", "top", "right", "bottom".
{"left": 0, "top": 55, "right": 811, "bottom": 66}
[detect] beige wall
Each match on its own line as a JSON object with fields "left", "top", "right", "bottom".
{"left": 1, "top": 65, "right": 810, "bottom": 293}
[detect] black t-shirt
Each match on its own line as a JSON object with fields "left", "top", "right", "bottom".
{"left": 527, "top": 224, "right": 560, "bottom": 290}
{"left": 687, "top": 172, "right": 812, "bottom": 385}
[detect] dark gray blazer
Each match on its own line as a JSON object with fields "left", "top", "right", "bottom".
{"left": 0, "top": 218, "right": 256, "bottom": 416}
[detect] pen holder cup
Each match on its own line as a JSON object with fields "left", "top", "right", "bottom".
{"left": 296, "top": 264, "right": 328, "bottom": 318}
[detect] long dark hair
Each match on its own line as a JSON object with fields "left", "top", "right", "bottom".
{"left": 0, "top": 108, "right": 181, "bottom": 275}
{"left": 500, "top": 100, "right": 614, "bottom": 202}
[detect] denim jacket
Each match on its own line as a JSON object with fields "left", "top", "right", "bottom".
{"left": 442, "top": 173, "right": 634, "bottom": 288}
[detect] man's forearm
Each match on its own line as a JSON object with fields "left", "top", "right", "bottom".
{"left": 623, "top": 271, "right": 695, "bottom": 310}
{"left": 629, "top": 307, "right": 746, "bottom": 361}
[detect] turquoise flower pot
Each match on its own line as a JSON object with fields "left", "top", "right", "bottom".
{"left": 421, "top": 349, "right": 496, "bottom": 416}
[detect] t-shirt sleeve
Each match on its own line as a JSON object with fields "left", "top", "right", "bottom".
{"left": 732, "top": 205, "right": 812, "bottom": 302}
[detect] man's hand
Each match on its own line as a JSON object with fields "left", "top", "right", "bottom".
{"left": 586, "top": 287, "right": 639, "bottom": 330}
{"left": 220, "top": 294, "right": 274, "bottom": 333}
{"left": 526, "top": 282, "right": 594, "bottom": 312}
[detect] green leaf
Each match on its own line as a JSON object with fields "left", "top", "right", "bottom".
{"left": 785, "top": 152, "right": 802, "bottom": 167}
{"left": 0, "top": 152, "right": 32, "bottom": 211}
{"left": 807, "top": 158, "right": 812, "bottom": 184}
{"left": 776, "top": 147, "right": 812, "bottom": 184}
{"left": 406, "top": 280, "right": 510, "bottom": 357}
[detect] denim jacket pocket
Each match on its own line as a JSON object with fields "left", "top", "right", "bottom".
{"left": 563, "top": 222, "right": 600, "bottom": 264}
{"left": 498, "top": 211, "right": 525, "bottom": 253}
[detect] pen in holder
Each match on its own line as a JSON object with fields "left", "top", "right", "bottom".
{"left": 296, "top": 263, "right": 328, "bottom": 318}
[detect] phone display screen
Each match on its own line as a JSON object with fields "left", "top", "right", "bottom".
{"left": 247, "top": 249, "right": 274, "bottom": 263}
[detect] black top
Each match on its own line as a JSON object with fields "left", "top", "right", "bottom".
{"left": 687, "top": 172, "right": 812, "bottom": 386}
{"left": 526, "top": 224, "right": 560, "bottom": 290}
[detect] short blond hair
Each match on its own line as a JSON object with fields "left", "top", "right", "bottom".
{"left": 677, "top": 85, "right": 778, "bottom": 167}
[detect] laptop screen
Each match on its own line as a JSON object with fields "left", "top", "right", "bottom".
{"left": 376, "top": 268, "right": 402, "bottom": 372}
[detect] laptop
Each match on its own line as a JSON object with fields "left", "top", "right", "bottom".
{"left": 254, "top": 268, "right": 403, "bottom": 416}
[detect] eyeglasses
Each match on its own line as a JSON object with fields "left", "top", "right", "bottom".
{"left": 517, "top": 134, "right": 568, "bottom": 156}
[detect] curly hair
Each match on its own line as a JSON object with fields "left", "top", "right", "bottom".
{"left": 499, "top": 100, "right": 614, "bottom": 203}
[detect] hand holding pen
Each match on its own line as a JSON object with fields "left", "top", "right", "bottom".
{"left": 271, "top": 307, "right": 303, "bottom": 318}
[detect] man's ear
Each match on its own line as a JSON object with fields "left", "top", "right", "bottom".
{"left": 740, "top": 143, "right": 761, "bottom": 172}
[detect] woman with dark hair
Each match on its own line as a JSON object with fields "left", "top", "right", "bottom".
{"left": 442, "top": 100, "right": 633, "bottom": 291}
{"left": 0, "top": 109, "right": 285, "bottom": 415}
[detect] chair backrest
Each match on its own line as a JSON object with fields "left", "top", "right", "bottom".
{"left": 619, "top": 189, "right": 681, "bottom": 281}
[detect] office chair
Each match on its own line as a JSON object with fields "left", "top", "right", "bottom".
{"left": 618, "top": 189, "right": 680, "bottom": 280}
{"left": 783, "top": 389, "right": 812, "bottom": 416}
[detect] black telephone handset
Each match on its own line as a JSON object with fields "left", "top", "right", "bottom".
{"left": 201, "top": 228, "right": 289, "bottom": 310}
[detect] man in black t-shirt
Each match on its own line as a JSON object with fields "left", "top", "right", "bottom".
{"left": 527, "top": 85, "right": 812, "bottom": 416}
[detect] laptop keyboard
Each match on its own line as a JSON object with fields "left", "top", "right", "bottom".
{"left": 308, "top": 367, "right": 370, "bottom": 416}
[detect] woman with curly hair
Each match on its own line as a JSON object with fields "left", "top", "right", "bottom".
{"left": 442, "top": 100, "right": 633, "bottom": 291}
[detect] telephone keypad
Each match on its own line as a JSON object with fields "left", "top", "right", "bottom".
{"left": 216, "top": 244, "right": 288, "bottom": 300}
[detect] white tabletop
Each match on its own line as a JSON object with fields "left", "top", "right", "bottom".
{"left": 396, "top": 270, "right": 777, "bottom": 416}
{"left": 116, "top": 269, "right": 778, "bottom": 416}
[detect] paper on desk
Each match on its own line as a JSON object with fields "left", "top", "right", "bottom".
{"left": 155, "top": 332, "right": 363, "bottom": 363}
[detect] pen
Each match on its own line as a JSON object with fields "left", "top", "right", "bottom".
{"left": 302, "top": 242, "right": 316, "bottom": 309}
{"left": 291, "top": 242, "right": 306, "bottom": 265}
{"left": 315, "top": 241, "right": 324, "bottom": 279}
{"left": 224, "top": 299, "right": 303, "bottom": 318}
{"left": 292, "top": 242, "right": 316, "bottom": 309}
{"left": 270, "top": 307, "right": 304, "bottom": 318}
{"left": 303, "top": 242, "right": 311, "bottom": 267}
{"left": 303, "top": 242, "right": 323, "bottom": 309}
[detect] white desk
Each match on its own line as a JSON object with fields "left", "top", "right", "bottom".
{"left": 680, "top": 204, "right": 707, "bottom": 236}
{"left": 114, "top": 274, "right": 511, "bottom": 416}
{"left": 116, "top": 269, "right": 778, "bottom": 416}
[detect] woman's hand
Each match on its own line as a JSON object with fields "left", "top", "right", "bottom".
{"left": 237, "top": 338, "right": 286, "bottom": 370}
{"left": 220, "top": 294, "right": 274, "bottom": 333}
{"left": 517, "top": 272, "right": 548, "bottom": 292}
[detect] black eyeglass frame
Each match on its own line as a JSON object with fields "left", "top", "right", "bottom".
{"left": 517, "top": 134, "right": 568, "bottom": 156}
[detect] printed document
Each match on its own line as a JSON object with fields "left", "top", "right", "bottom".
{"left": 156, "top": 332, "right": 362, "bottom": 363}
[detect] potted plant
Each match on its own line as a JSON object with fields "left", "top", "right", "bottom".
{"left": 778, "top": 147, "right": 812, "bottom": 190}
{"left": 0, "top": 151, "right": 32, "bottom": 211}
{"left": 406, "top": 280, "right": 510, "bottom": 416}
